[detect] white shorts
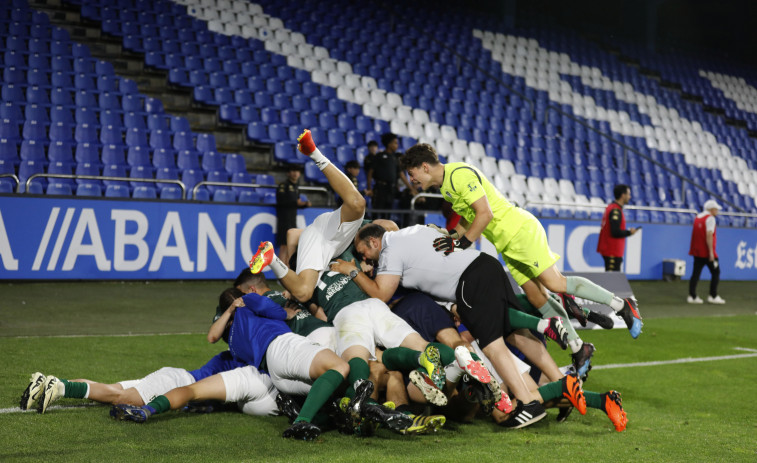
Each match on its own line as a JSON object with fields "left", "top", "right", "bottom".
{"left": 333, "top": 298, "right": 417, "bottom": 357}
{"left": 307, "top": 326, "right": 337, "bottom": 352}
{"left": 296, "top": 207, "right": 364, "bottom": 274}
{"left": 471, "top": 340, "right": 531, "bottom": 385}
{"left": 123, "top": 367, "right": 196, "bottom": 404}
{"left": 265, "top": 332, "right": 328, "bottom": 396}
{"left": 219, "top": 366, "right": 279, "bottom": 416}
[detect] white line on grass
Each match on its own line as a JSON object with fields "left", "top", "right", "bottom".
{"left": 594, "top": 347, "right": 757, "bottom": 370}
{"left": 8, "top": 332, "right": 203, "bottom": 339}
{"left": 0, "top": 403, "right": 101, "bottom": 414}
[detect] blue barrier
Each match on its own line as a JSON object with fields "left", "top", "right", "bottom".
{"left": 1, "top": 196, "right": 756, "bottom": 280}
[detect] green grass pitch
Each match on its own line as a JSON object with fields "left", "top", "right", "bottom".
{"left": 0, "top": 280, "right": 756, "bottom": 462}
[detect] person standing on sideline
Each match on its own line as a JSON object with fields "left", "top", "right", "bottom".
{"left": 364, "top": 133, "right": 417, "bottom": 220}
{"left": 688, "top": 200, "right": 725, "bottom": 304}
{"left": 597, "top": 184, "right": 640, "bottom": 271}
{"left": 276, "top": 164, "right": 310, "bottom": 264}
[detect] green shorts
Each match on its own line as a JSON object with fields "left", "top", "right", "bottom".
{"left": 500, "top": 215, "right": 560, "bottom": 286}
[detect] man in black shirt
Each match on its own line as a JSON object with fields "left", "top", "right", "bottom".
{"left": 276, "top": 164, "right": 310, "bottom": 261}
{"left": 364, "top": 133, "right": 417, "bottom": 220}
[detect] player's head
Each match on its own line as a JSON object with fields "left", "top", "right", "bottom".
{"left": 345, "top": 160, "right": 360, "bottom": 176}
{"left": 286, "top": 164, "right": 302, "bottom": 182}
{"left": 215, "top": 287, "right": 244, "bottom": 344}
{"left": 381, "top": 132, "right": 398, "bottom": 152}
{"left": 234, "top": 268, "right": 270, "bottom": 295}
{"left": 367, "top": 140, "right": 379, "bottom": 154}
{"left": 402, "top": 143, "right": 441, "bottom": 190}
{"left": 354, "top": 223, "right": 387, "bottom": 262}
{"left": 613, "top": 184, "right": 631, "bottom": 204}
{"left": 703, "top": 199, "right": 721, "bottom": 216}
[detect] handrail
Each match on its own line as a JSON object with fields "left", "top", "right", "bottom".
{"left": 191, "top": 181, "right": 332, "bottom": 204}
{"left": 0, "top": 173, "right": 19, "bottom": 189}
{"left": 23, "top": 173, "right": 187, "bottom": 199}
{"left": 541, "top": 96, "right": 744, "bottom": 214}
{"left": 524, "top": 199, "right": 757, "bottom": 218}
{"left": 410, "top": 192, "right": 443, "bottom": 210}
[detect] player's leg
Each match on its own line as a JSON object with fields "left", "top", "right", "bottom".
{"left": 538, "top": 263, "right": 643, "bottom": 338}
{"left": 297, "top": 129, "right": 365, "bottom": 223}
{"left": 706, "top": 259, "right": 722, "bottom": 301}
{"left": 506, "top": 329, "right": 565, "bottom": 382}
{"left": 689, "top": 257, "right": 706, "bottom": 300}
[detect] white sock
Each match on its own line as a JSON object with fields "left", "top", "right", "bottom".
{"left": 83, "top": 383, "right": 91, "bottom": 399}
{"left": 568, "top": 338, "right": 583, "bottom": 354}
{"left": 444, "top": 363, "right": 464, "bottom": 384}
{"left": 536, "top": 319, "right": 549, "bottom": 333}
{"left": 268, "top": 255, "right": 289, "bottom": 279}
{"left": 308, "top": 148, "right": 331, "bottom": 171}
{"left": 609, "top": 296, "right": 625, "bottom": 312}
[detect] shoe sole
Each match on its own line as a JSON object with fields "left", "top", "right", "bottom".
{"left": 628, "top": 318, "right": 643, "bottom": 339}
{"left": 574, "top": 347, "right": 595, "bottom": 378}
{"left": 455, "top": 347, "right": 491, "bottom": 384}
{"left": 403, "top": 415, "right": 446, "bottom": 435}
{"left": 20, "top": 372, "right": 45, "bottom": 410}
{"left": 587, "top": 311, "right": 616, "bottom": 330}
{"left": 409, "top": 370, "right": 448, "bottom": 406}
{"left": 249, "top": 242, "right": 273, "bottom": 274}
{"left": 37, "top": 378, "right": 61, "bottom": 414}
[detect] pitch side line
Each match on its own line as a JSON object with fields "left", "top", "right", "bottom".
{"left": 7, "top": 332, "right": 203, "bottom": 339}
{"left": 593, "top": 347, "right": 757, "bottom": 370}
{"left": 0, "top": 403, "right": 101, "bottom": 414}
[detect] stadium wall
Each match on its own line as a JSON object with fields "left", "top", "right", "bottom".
{"left": 1, "top": 196, "right": 756, "bottom": 281}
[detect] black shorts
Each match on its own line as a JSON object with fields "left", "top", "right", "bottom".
{"left": 602, "top": 255, "right": 623, "bottom": 272}
{"left": 455, "top": 254, "right": 521, "bottom": 349}
{"left": 392, "top": 292, "right": 455, "bottom": 342}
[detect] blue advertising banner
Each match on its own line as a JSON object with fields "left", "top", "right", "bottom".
{"left": 422, "top": 212, "right": 757, "bottom": 280}
{"left": 1, "top": 196, "right": 756, "bottom": 280}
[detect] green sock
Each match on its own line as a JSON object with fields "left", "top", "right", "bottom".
{"left": 515, "top": 294, "right": 543, "bottom": 318}
{"left": 145, "top": 395, "right": 171, "bottom": 415}
{"left": 470, "top": 351, "right": 481, "bottom": 362}
{"left": 508, "top": 308, "right": 541, "bottom": 331}
{"left": 566, "top": 276, "right": 614, "bottom": 306}
{"left": 585, "top": 391, "right": 603, "bottom": 410}
{"left": 582, "top": 307, "right": 591, "bottom": 317}
{"left": 345, "top": 358, "right": 370, "bottom": 398}
{"left": 429, "top": 342, "right": 455, "bottom": 366}
{"left": 382, "top": 347, "right": 421, "bottom": 371}
{"left": 294, "top": 369, "right": 344, "bottom": 423}
{"left": 537, "top": 380, "right": 563, "bottom": 402}
{"left": 60, "top": 379, "right": 88, "bottom": 399}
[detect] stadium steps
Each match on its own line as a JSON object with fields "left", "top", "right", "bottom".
{"left": 589, "top": 32, "right": 757, "bottom": 140}
{"left": 27, "top": 0, "right": 274, "bottom": 168}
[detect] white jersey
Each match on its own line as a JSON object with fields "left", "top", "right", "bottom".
{"left": 377, "top": 225, "right": 479, "bottom": 301}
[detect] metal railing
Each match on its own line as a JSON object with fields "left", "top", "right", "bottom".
{"left": 0, "top": 173, "right": 19, "bottom": 190}
{"left": 23, "top": 173, "right": 187, "bottom": 198}
{"left": 191, "top": 181, "right": 332, "bottom": 204}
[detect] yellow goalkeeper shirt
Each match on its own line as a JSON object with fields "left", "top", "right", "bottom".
{"left": 440, "top": 162, "right": 531, "bottom": 251}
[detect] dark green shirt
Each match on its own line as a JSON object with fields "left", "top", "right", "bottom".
{"left": 263, "top": 290, "right": 331, "bottom": 338}
{"left": 315, "top": 247, "right": 369, "bottom": 322}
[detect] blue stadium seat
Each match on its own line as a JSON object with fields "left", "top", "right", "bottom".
{"left": 132, "top": 185, "right": 157, "bottom": 199}
{"left": 76, "top": 183, "right": 102, "bottom": 197}
{"left": 238, "top": 190, "right": 262, "bottom": 203}
{"left": 46, "top": 182, "right": 73, "bottom": 196}
{"left": 127, "top": 146, "right": 151, "bottom": 168}
{"left": 105, "top": 184, "right": 130, "bottom": 198}
{"left": 75, "top": 162, "right": 101, "bottom": 186}
{"left": 212, "top": 189, "right": 236, "bottom": 203}
{"left": 224, "top": 153, "right": 246, "bottom": 174}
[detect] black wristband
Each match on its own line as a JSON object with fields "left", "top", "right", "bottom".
{"left": 458, "top": 235, "right": 472, "bottom": 249}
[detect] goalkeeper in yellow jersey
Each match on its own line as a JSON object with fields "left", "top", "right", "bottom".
{"left": 401, "top": 144, "right": 643, "bottom": 375}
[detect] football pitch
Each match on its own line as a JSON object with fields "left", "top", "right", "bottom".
{"left": 1, "top": 280, "right": 756, "bottom": 462}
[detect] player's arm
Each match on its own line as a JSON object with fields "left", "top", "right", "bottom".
{"left": 310, "top": 303, "right": 328, "bottom": 322}
{"left": 462, "top": 195, "right": 493, "bottom": 244}
{"left": 329, "top": 259, "right": 399, "bottom": 302}
{"left": 706, "top": 231, "right": 715, "bottom": 261}
{"left": 243, "top": 293, "right": 287, "bottom": 320}
{"left": 609, "top": 209, "right": 633, "bottom": 237}
{"left": 207, "top": 298, "right": 241, "bottom": 343}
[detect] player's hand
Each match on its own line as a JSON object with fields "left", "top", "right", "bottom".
{"left": 427, "top": 223, "right": 450, "bottom": 236}
{"left": 712, "top": 259, "right": 719, "bottom": 269}
{"left": 433, "top": 235, "right": 472, "bottom": 255}
{"left": 330, "top": 258, "right": 356, "bottom": 275}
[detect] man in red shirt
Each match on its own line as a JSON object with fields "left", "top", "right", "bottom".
{"left": 688, "top": 200, "right": 725, "bottom": 304}
{"left": 597, "top": 185, "right": 640, "bottom": 271}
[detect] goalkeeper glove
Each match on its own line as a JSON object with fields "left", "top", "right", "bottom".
{"left": 433, "top": 235, "right": 472, "bottom": 255}
{"left": 427, "top": 223, "right": 460, "bottom": 239}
